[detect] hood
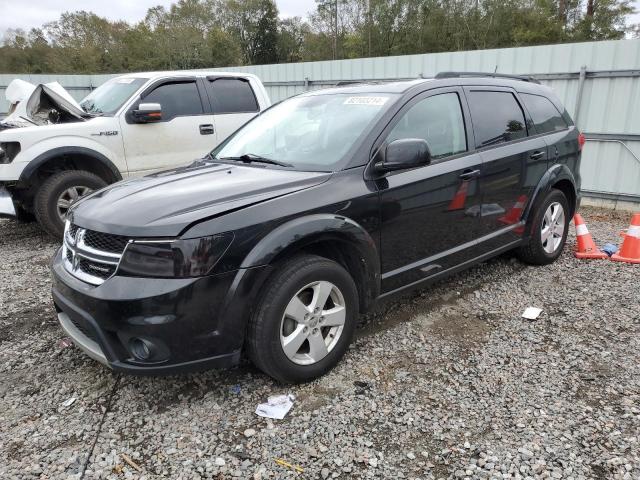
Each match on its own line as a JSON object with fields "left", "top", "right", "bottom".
{"left": 70, "top": 161, "right": 331, "bottom": 237}
{"left": 1, "top": 80, "right": 86, "bottom": 129}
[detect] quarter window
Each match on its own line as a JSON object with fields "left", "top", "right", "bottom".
{"left": 467, "top": 91, "right": 527, "bottom": 147}
{"left": 208, "top": 78, "right": 259, "bottom": 114}
{"left": 143, "top": 81, "right": 203, "bottom": 120}
{"left": 521, "top": 93, "right": 568, "bottom": 134}
{"left": 386, "top": 93, "right": 467, "bottom": 159}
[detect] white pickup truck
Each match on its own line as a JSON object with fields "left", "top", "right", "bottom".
{"left": 0, "top": 71, "right": 270, "bottom": 237}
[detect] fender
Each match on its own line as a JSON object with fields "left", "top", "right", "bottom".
{"left": 18, "top": 146, "right": 122, "bottom": 185}
{"left": 214, "top": 214, "right": 381, "bottom": 350}
{"left": 523, "top": 163, "right": 578, "bottom": 234}
{"left": 241, "top": 213, "right": 380, "bottom": 275}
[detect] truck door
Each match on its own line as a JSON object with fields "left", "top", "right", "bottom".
{"left": 203, "top": 77, "right": 261, "bottom": 142}
{"left": 119, "top": 78, "right": 217, "bottom": 175}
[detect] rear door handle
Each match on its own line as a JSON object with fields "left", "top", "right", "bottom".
{"left": 459, "top": 169, "right": 481, "bottom": 181}
{"left": 530, "top": 151, "right": 545, "bottom": 160}
{"left": 199, "top": 124, "right": 215, "bottom": 135}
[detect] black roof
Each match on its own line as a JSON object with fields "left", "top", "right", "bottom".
{"left": 305, "top": 73, "right": 550, "bottom": 97}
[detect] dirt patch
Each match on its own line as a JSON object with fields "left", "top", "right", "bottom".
{"left": 0, "top": 306, "right": 57, "bottom": 344}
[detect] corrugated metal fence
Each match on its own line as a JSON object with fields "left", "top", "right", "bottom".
{"left": 1, "top": 39, "right": 639, "bottom": 203}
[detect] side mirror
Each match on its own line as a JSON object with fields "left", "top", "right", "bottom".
{"left": 375, "top": 138, "right": 431, "bottom": 173}
{"left": 132, "top": 102, "right": 162, "bottom": 123}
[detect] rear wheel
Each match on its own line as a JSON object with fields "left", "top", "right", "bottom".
{"left": 247, "top": 255, "right": 359, "bottom": 383}
{"left": 34, "top": 170, "right": 106, "bottom": 238}
{"left": 516, "top": 188, "right": 569, "bottom": 265}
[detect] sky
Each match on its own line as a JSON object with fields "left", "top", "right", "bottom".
{"left": 0, "top": 0, "right": 638, "bottom": 36}
{"left": 0, "top": 0, "right": 318, "bottom": 35}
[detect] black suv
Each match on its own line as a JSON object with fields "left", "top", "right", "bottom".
{"left": 51, "top": 73, "right": 582, "bottom": 383}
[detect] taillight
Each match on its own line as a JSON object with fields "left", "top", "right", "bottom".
{"left": 578, "top": 132, "right": 586, "bottom": 151}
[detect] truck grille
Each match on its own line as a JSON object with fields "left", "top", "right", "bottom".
{"left": 62, "top": 222, "right": 129, "bottom": 285}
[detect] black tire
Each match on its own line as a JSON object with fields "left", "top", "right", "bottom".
{"left": 516, "top": 188, "right": 570, "bottom": 265}
{"left": 34, "top": 170, "right": 106, "bottom": 239}
{"left": 14, "top": 204, "right": 35, "bottom": 223}
{"left": 247, "top": 254, "right": 359, "bottom": 383}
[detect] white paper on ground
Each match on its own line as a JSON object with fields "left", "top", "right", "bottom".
{"left": 522, "top": 307, "right": 543, "bottom": 320}
{"left": 255, "top": 394, "right": 295, "bottom": 419}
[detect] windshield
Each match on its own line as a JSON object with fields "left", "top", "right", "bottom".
{"left": 80, "top": 77, "right": 146, "bottom": 115}
{"left": 212, "top": 93, "right": 396, "bottom": 171}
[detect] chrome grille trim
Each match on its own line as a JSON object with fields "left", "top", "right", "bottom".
{"left": 62, "top": 221, "right": 129, "bottom": 286}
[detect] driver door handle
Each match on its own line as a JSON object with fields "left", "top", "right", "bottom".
{"left": 459, "top": 169, "right": 481, "bottom": 181}
{"left": 199, "top": 124, "right": 215, "bottom": 135}
{"left": 530, "top": 151, "right": 545, "bottom": 160}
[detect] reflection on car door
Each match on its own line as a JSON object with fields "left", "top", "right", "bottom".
{"left": 378, "top": 88, "right": 483, "bottom": 293}
{"left": 464, "top": 88, "right": 548, "bottom": 252}
{"left": 119, "top": 79, "right": 217, "bottom": 175}
{"left": 204, "top": 77, "right": 260, "bottom": 142}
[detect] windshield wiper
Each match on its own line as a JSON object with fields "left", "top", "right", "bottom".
{"left": 218, "top": 153, "right": 293, "bottom": 168}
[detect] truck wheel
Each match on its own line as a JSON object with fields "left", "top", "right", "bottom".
{"left": 34, "top": 170, "right": 106, "bottom": 238}
{"left": 14, "top": 204, "right": 35, "bottom": 223}
{"left": 516, "top": 189, "right": 570, "bottom": 265}
{"left": 247, "top": 255, "right": 359, "bottom": 383}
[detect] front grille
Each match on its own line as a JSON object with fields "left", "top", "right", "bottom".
{"left": 68, "top": 223, "right": 79, "bottom": 239}
{"left": 63, "top": 222, "right": 129, "bottom": 286}
{"left": 84, "top": 230, "right": 130, "bottom": 254}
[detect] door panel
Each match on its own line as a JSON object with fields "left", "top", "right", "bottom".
{"left": 212, "top": 113, "right": 256, "bottom": 143}
{"left": 377, "top": 89, "right": 482, "bottom": 293}
{"left": 119, "top": 116, "right": 217, "bottom": 175}
{"left": 476, "top": 137, "right": 548, "bottom": 251}
{"left": 379, "top": 152, "right": 484, "bottom": 292}
{"left": 464, "top": 87, "right": 547, "bottom": 252}
{"left": 120, "top": 80, "right": 218, "bottom": 175}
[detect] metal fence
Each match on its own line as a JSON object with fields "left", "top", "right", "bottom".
{"left": 1, "top": 39, "right": 639, "bottom": 204}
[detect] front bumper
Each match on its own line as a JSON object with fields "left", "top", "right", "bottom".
{"left": 51, "top": 248, "right": 268, "bottom": 374}
{"left": 0, "top": 186, "right": 16, "bottom": 217}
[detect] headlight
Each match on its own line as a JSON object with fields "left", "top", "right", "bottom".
{"left": 118, "top": 233, "right": 234, "bottom": 278}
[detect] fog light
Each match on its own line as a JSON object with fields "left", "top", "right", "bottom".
{"left": 130, "top": 338, "right": 153, "bottom": 360}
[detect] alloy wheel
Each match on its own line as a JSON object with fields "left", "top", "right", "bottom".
{"left": 56, "top": 186, "right": 93, "bottom": 221}
{"left": 280, "top": 280, "right": 346, "bottom": 365}
{"left": 541, "top": 201, "right": 565, "bottom": 254}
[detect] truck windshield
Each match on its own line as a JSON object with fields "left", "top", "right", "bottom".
{"left": 80, "top": 77, "right": 146, "bottom": 115}
{"left": 212, "top": 93, "right": 396, "bottom": 171}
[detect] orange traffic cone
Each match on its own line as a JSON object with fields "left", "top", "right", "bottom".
{"left": 574, "top": 214, "right": 608, "bottom": 259}
{"left": 499, "top": 195, "right": 527, "bottom": 225}
{"left": 448, "top": 180, "right": 469, "bottom": 211}
{"left": 611, "top": 213, "right": 640, "bottom": 264}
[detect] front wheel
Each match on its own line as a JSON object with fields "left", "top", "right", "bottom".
{"left": 516, "top": 188, "right": 570, "bottom": 265}
{"left": 34, "top": 170, "right": 106, "bottom": 239}
{"left": 247, "top": 255, "right": 359, "bottom": 383}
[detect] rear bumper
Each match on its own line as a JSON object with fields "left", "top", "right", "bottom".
{"left": 51, "top": 248, "right": 269, "bottom": 375}
{"left": 0, "top": 186, "right": 16, "bottom": 217}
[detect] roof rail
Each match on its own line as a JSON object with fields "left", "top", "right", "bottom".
{"left": 434, "top": 71, "right": 541, "bottom": 84}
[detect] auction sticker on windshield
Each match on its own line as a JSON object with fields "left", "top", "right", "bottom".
{"left": 343, "top": 97, "right": 388, "bottom": 106}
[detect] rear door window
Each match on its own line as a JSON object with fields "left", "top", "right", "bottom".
{"left": 521, "top": 93, "right": 568, "bottom": 134}
{"left": 467, "top": 91, "right": 527, "bottom": 148}
{"left": 143, "top": 81, "right": 203, "bottom": 120}
{"left": 386, "top": 92, "right": 467, "bottom": 160}
{"left": 208, "top": 78, "right": 259, "bottom": 114}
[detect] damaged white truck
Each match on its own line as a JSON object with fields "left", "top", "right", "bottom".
{"left": 0, "top": 71, "right": 270, "bottom": 237}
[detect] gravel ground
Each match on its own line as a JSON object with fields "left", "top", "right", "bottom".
{"left": 0, "top": 207, "right": 639, "bottom": 480}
